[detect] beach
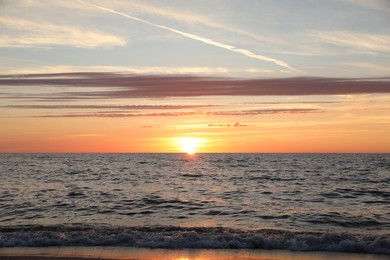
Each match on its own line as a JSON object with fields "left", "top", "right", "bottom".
{"left": 0, "top": 247, "right": 389, "bottom": 260}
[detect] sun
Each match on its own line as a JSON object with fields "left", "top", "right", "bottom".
{"left": 177, "top": 137, "right": 205, "bottom": 155}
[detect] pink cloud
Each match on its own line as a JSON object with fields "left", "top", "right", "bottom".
{"left": 1, "top": 73, "right": 389, "bottom": 99}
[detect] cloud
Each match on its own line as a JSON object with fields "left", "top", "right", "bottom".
{"left": 34, "top": 108, "right": 322, "bottom": 118}
{"left": 208, "top": 109, "right": 322, "bottom": 116}
{"left": 4, "top": 104, "right": 216, "bottom": 110}
{"left": 1, "top": 73, "right": 389, "bottom": 98}
{"left": 343, "top": 0, "right": 390, "bottom": 13}
{"left": 139, "top": 124, "right": 201, "bottom": 130}
{"left": 0, "top": 65, "right": 278, "bottom": 76}
{"left": 242, "top": 101, "right": 347, "bottom": 105}
{"left": 208, "top": 122, "right": 249, "bottom": 128}
{"left": 78, "top": 0, "right": 300, "bottom": 72}
{"left": 0, "top": 16, "right": 126, "bottom": 48}
{"left": 342, "top": 62, "right": 390, "bottom": 75}
{"left": 140, "top": 125, "right": 173, "bottom": 129}
{"left": 116, "top": 0, "right": 280, "bottom": 44}
{"left": 313, "top": 30, "right": 390, "bottom": 53}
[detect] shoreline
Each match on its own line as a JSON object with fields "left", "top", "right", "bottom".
{"left": 0, "top": 247, "right": 389, "bottom": 260}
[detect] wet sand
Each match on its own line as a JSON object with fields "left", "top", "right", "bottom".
{"left": 0, "top": 247, "right": 388, "bottom": 260}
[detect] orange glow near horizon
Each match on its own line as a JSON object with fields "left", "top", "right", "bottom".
{"left": 0, "top": 94, "right": 389, "bottom": 153}
{"left": 0, "top": 113, "right": 389, "bottom": 153}
{"left": 176, "top": 137, "right": 207, "bottom": 155}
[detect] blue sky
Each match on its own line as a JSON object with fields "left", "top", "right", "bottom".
{"left": 1, "top": 0, "right": 390, "bottom": 77}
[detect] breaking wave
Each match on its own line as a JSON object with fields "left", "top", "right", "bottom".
{"left": 0, "top": 225, "right": 389, "bottom": 255}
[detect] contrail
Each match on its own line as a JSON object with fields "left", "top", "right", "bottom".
{"left": 78, "top": 0, "right": 302, "bottom": 73}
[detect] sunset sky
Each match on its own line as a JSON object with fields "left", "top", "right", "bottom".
{"left": 1, "top": 0, "right": 389, "bottom": 153}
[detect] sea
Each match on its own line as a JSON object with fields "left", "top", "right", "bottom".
{"left": 0, "top": 153, "right": 389, "bottom": 254}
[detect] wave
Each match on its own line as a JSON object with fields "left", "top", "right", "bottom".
{"left": 0, "top": 225, "right": 389, "bottom": 255}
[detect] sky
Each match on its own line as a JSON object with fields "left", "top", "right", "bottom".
{"left": 0, "top": 0, "right": 389, "bottom": 153}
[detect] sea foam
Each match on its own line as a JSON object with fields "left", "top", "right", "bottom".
{"left": 0, "top": 225, "right": 389, "bottom": 255}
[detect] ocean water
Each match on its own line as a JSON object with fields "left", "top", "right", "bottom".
{"left": 0, "top": 153, "right": 389, "bottom": 254}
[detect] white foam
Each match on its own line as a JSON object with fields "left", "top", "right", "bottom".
{"left": 0, "top": 225, "right": 388, "bottom": 255}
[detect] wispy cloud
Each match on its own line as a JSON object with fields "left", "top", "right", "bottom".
{"left": 116, "top": 0, "right": 281, "bottom": 44}
{"left": 312, "top": 30, "right": 390, "bottom": 53}
{"left": 0, "top": 16, "right": 125, "bottom": 48}
{"left": 5, "top": 104, "right": 216, "bottom": 110}
{"left": 78, "top": 0, "right": 300, "bottom": 72}
{"left": 208, "top": 122, "right": 249, "bottom": 128}
{"left": 342, "top": 62, "right": 390, "bottom": 75}
{"left": 34, "top": 108, "right": 322, "bottom": 118}
{"left": 0, "top": 65, "right": 278, "bottom": 76}
{"left": 138, "top": 123, "right": 251, "bottom": 129}
{"left": 1, "top": 73, "right": 389, "bottom": 98}
{"left": 242, "top": 101, "right": 348, "bottom": 105}
{"left": 343, "top": 0, "right": 390, "bottom": 13}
